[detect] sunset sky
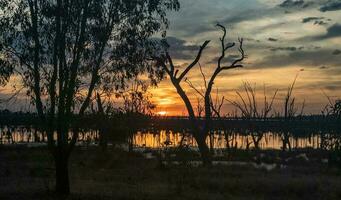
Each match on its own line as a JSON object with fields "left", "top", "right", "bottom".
{"left": 0, "top": 0, "right": 340, "bottom": 116}
{"left": 151, "top": 0, "right": 341, "bottom": 116}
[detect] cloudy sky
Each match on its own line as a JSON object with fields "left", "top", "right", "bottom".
{"left": 150, "top": 0, "right": 341, "bottom": 115}
{"left": 0, "top": 0, "right": 340, "bottom": 115}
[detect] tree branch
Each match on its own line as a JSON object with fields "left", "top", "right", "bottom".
{"left": 176, "top": 40, "right": 210, "bottom": 82}
{"left": 185, "top": 78, "right": 204, "bottom": 98}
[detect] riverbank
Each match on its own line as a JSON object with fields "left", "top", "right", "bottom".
{"left": 1, "top": 146, "right": 341, "bottom": 200}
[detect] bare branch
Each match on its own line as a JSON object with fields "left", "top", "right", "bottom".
{"left": 176, "top": 40, "right": 210, "bottom": 82}
{"left": 185, "top": 78, "right": 204, "bottom": 98}
{"left": 198, "top": 62, "right": 207, "bottom": 90}
{"left": 216, "top": 23, "right": 237, "bottom": 69}
{"left": 222, "top": 38, "right": 245, "bottom": 69}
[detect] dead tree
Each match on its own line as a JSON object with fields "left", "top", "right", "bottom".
{"left": 157, "top": 24, "right": 245, "bottom": 165}
{"left": 228, "top": 82, "right": 277, "bottom": 150}
{"left": 320, "top": 92, "right": 341, "bottom": 151}
{"left": 322, "top": 92, "right": 341, "bottom": 119}
{"left": 282, "top": 75, "right": 305, "bottom": 151}
{"left": 186, "top": 66, "right": 226, "bottom": 153}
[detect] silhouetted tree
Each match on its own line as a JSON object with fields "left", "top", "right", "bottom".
{"left": 320, "top": 92, "right": 341, "bottom": 152}
{"left": 322, "top": 93, "right": 341, "bottom": 119}
{"left": 186, "top": 64, "right": 227, "bottom": 152}
{"left": 0, "top": 0, "right": 179, "bottom": 194}
{"left": 282, "top": 75, "right": 305, "bottom": 151}
{"left": 120, "top": 79, "right": 156, "bottom": 115}
{"left": 93, "top": 79, "right": 155, "bottom": 151}
{"left": 229, "top": 82, "right": 277, "bottom": 149}
{"left": 156, "top": 24, "right": 245, "bottom": 165}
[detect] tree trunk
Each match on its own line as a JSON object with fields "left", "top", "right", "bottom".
{"left": 55, "top": 154, "right": 70, "bottom": 195}
{"left": 195, "top": 134, "right": 212, "bottom": 166}
{"left": 99, "top": 128, "right": 107, "bottom": 151}
{"left": 282, "top": 132, "right": 291, "bottom": 152}
{"left": 252, "top": 133, "right": 262, "bottom": 150}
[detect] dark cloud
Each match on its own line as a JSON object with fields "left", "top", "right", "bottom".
{"left": 279, "top": 0, "right": 305, "bottom": 8}
{"left": 332, "top": 49, "right": 341, "bottom": 55}
{"left": 321, "top": 23, "right": 341, "bottom": 38}
{"left": 208, "top": 55, "right": 241, "bottom": 65}
{"left": 150, "top": 36, "right": 203, "bottom": 60}
{"left": 163, "top": 37, "right": 202, "bottom": 60}
{"left": 314, "top": 21, "right": 328, "bottom": 25}
{"left": 302, "top": 17, "right": 328, "bottom": 25}
{"left": 319, "top": 1, "right": 341, "bottom": 12}
{"left": 251, "top": 49, "right": 341, "bottom": 69}
{"left": 309, "top": 23, "right": 341, "bottom": 40}
{"left": 268, "top": 38, "right": 278, "bottom": 42}
{"left": 270, "top": 47, "right": 297, "bottom": 51}
{"left": 302, "top": 17, "right": 323, "bottom": 23}
{"left": 165, "top": 37, "right": 200, "bottom": 51}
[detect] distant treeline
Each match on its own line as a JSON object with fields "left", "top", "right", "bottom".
{"left": 1, "top": 109, "right": 340, "bottom": 135}
{"left": 152, "top": 116, "right": 341, "bottom": 136}
{"left": 0, "top": 109, "right": 149, "bottom": 130}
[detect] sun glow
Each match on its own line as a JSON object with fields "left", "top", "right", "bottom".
{"left": 157, "top": 111, "right": 167, "bottom": 116}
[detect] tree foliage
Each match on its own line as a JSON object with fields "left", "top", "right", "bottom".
{"left": 0, "top": 0, "right": 179, "bottom": 194}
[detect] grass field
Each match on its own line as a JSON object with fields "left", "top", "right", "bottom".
{"left": 1, "top": 146, "right": 341, "bottom": 200}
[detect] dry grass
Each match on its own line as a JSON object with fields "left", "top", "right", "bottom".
{"left": 1, "top": 146, "right": 341, "bottom": 200}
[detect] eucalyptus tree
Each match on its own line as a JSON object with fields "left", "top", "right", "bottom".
{"left": 0, "top": 0, "right": 179, "bottom": 194}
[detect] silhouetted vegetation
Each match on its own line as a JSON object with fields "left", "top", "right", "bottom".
{"left": 1, "top": 0, "right": 341, "bottom": 199}
{"left": 0, "top": 0, "right": 179, "bottom": 195}
{"left": 154, "top": 24, "right": 245, "bottom": 165}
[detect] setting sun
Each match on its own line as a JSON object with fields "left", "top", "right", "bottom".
{"left": 157, "top": 111, "right": 167, "bottom": 116}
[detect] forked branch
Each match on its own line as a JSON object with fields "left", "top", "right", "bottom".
{"left": 176, "top": 40, "right": 210, "bottom": 82}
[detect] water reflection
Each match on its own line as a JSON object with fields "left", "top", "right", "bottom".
{"left": 134, "top": 131, "right": 321, "bottom": 150}
{"left": 0, "top": 126, "right": 98, "bottom": 145}
{"left": 0, "top": 126, "right": 332, "bottom": 150}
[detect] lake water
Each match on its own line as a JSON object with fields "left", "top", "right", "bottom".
{"left": 0, "top": 126, "right": 327, "bottom": 150}
{"left": 133, "top": 131, "right": 322, "bottom": 150}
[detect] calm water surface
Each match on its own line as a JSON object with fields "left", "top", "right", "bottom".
{"left": 1, "top": 127, "right": 323, "bottom": 150}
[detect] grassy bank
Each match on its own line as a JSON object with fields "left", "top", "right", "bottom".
{"left": 1, "top": 146, "right": 341, "bottom": 200}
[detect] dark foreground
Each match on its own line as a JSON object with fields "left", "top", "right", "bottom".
{"left": 1, "top": 146, "right": 341, "bottom": 200}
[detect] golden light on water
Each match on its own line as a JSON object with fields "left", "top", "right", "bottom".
{"left": 133, "top": 131, "right": 321, "bottom": 150}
